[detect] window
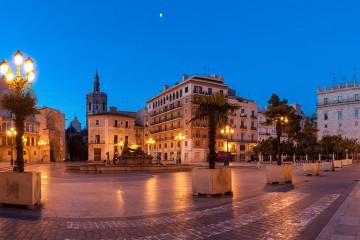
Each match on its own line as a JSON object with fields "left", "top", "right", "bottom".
{"left": 114, "top": 146, "right": 118, "bottom": 153}
{"left": 95, "top": 119, "right": 99, "bottom": 125}
{"left": 95, "top": 135, "right": 100, "bottom": 143}
{"left": 185, "top": 109, "right": 187, "bottom": 115}
{"left": 325, "top": 124, "right": 327, "bottom": 128}
{"left": 355, "top": 110, "right": 359, "bottom": 118}
{"left": 185, "top": 87, "right": 188, "bottom": 93}
{"left": 195, "top": 140, "right": 200, "bottom": 147}
{"left": 324, "top": 112, "right": 328, "bottom": 120}
{"left": 165, "top": 143, "right": 167, "bottom": 148}
{"left": 338, "top": 111, "right": 343, "bottom": 120}
{"left": 356, "top": 94, "right": 360, "bottom": 101}
{"left": 114, "top": 135, "right": 118, "bottom": 144}
{"left": 185, "top": 97, "right": 188, "bottom": 103}
{"left": 171, "top": 142, "right": 173, "bottom": 148}
{"left": 208, "top": 88, "right": 212, "bottom": 94}
{"left": 324, "top": 98, "right": 328, "bottom": 105}
{"left": 34, "top": 151, "right": 36, "bottom": 156}
{"left": 115, "top": 120, "right": 118, "bottom": 127}
{"left": 194, "top": 86, "right": 202, "bottom": 93}
{"left": 89, "top": 102, "right": 92, "bottom": 111}
{"left": 240, "top": 145, "right": 245, "bottom": 151}
{"left": 185, "top": 141, "right": 188, "bottom": 147}
{"left": 356, "top": 122, "right": 359, "bottom": 126}
{"left": 338, "top": 96, "right": 342, "bottom": 103}
{"left": 339, "top": 123, "right": 342, "bottom": 127}
{"left": 159, "top": 144, "right": 161, "bottom": 149}
{"left": 125, "top": 121, "right": 129, "bottom": 128}
{"left": 220, "top": 90, "right": 223, "bottom": 95}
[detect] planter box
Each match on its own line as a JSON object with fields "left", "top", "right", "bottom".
{"left": 0, "top": 171, "right": 41, "bottom": 209}
{"left": 348, "top": 159, "right": 353, "bottom": 165}
{"left": 192, "top": 167, "right": 232, "bottom": 195}
{"left": 334, "top": 160, "right": 342, "bottom": 168}
{"left": 266, "top": 164, "right": 292, "bottom": 184}
{"left": 303, "top": 162, "right": 320, "bottom": 175}
{"left": 321, "top": 162, "right": 334, "bottom": 172}
{"left": 341, "top": 159, "right": 349, "bottom": 166}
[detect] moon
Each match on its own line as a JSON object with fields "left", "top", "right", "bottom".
{"left": 160, "top": 13, "right": 163, "bottom": 18}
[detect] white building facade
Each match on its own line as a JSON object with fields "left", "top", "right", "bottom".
{"left": 317, "top": 81, "right": 360, "bottom": 140}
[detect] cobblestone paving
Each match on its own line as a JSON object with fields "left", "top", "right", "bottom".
{"left": 0, "top": 163, "right": 359, "bottom": 239}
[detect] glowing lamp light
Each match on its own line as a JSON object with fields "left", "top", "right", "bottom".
{"left": 6, "top": 69, "right": 14, "bottom": 82}
{"left": 0, "top": 59, "right": 9, "bottom": 75}
{"left": 27, "top": 70, "right": 35, "bottom": 83}
{"left": 24, "top": 57, "right": 34, "bottom": 72}
{"left": 14, "top": 50, "right": 23, "bottom": 65}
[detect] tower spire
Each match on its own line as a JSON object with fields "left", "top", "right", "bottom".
{"left": 94, "top": 68, "right": 100, "bottom": 92}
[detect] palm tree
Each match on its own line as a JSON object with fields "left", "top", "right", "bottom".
{"left": 187, "top": 93, "right": 239, "bottom": 169}
{"left": 263, "top": 94, "right": 295, "bottom": 165}
{"left": 0, "top": 91, "right": 39, "bottom": 172}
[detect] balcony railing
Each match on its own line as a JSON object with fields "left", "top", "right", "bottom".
{"left": 250, "top": 126, "right": 257, "bottom": 130}
{"left": 149, "top": 103, "right": 182, "bottom": 117}
{"left": 250, "top": 115, "right": 257, "bottom": 118}
{"left": 240, "top": 125, "right": 247, "bottom": 129}
{"left": 192, "top": 134, "right": 208, "bottom": 138}
{"left": 150, "top": 114, "right": 183, "bottom": 126}
{"left": 259, "top": 132, "right": 271, "bottom": 136}
{"left": 191, "top": 122, "right": 208, "bottom": 128}
{"left": 317, "top": 97, "right": 360, "bottom": 106}
{"left": 240, "top": 113, "right": 247, "bottom": 117}
{"left": 150, "top": 125, "right": 182, "bottom": 134}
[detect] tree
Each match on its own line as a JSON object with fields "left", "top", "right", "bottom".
{"left": 187, "top": 93, "right": 239, "bottom": 169}
{"left": 263, "top": 94, "right": 296, "bottom": 165}
{"left": 0, "top": 91, "right": 39, "bottom": 172}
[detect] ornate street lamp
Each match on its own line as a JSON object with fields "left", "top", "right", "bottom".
{"left": 146, "top": 137, "right": 155, "bottom": 157}
{"left": 174, "top": 133, "right": 185, "bottom": 164}
{"left": 6, "top": 127, "right": 17, "bottom": 165}
{"left": 1, "top": 50, "right": 36, "bottom": 172}
{"left": 1, "top": 50, "right": 35, "bottom": 93}
{"left": 220, "top": 126, "right": 234, "bottom": 153}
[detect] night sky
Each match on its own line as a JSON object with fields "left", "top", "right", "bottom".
{"left": 1, "top": 0, "right": 359, "bottom": 127}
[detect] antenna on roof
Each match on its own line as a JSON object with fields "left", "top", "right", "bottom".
{"left": 330, "top": 71, "right": 337, "bottom": 86}
{"left": 207, "top": 68, "right": 210, "bottom": 77}
{"left": 203, "top": 66, "right": 206, "bottom": 76}
{"left": 353, "top": 67, "right": 357, "bottom": 83}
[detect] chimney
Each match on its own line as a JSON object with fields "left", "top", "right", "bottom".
{"left": 164, "top": 85, "right": 169, "bottom": 91}
{"left": 182, "top": 74, "right": 188, "bottom": 81}
{"left": 109, "top": 106, "right": 117, "bottom": 112}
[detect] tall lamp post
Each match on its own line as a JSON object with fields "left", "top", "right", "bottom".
{"left": 146, "top": 137, "right": 155, "bottom": 156}
{"left": 1, "top": 50, "right": 35, "bottom": 172}
{"left": 276, "top": 116, "right": 288, "bottom": 165}
{"left": 220, "top": 126, "right": 234, "bottom": 153}
{"left": 220, "top": 126, "right": 234, "bottom": 165}
{"left": 174, "top": 133, "right": 185, "bottom": 164}
{"left": 7, "top": 127, "right": 17, "bottom": 165}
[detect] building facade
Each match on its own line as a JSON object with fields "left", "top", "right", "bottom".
{"left": 87, "top": 107, "right": 143, "bottom": 161}
{"left": 0, "top": 106, "right": 65, "bottom": 163}
{"left": 146, "top": 74, "right": 258, "bottom": 163}
{"left": 317, "top": 80, "right": 360, "bottom": 140}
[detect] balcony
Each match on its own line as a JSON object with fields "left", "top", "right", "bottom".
{"left": 191, "top": 122, "right": 208, "bottom": 128}
{"left": 192, "top": 133, "right": 208, "bottom": 138}
{"left": 250, "top": 126, "right": 257, "bottom": 130}
{"left": 250, "top": 115, "right": 257, "bottom": 119}
{"left": 150, "top": 125, "right": 182, "bottom": 134}
{"left": 150, "top": 114, "right": 183, "bottom": 126}
{"left": 259, "top": 132, "right": 271, "bottom": 136}
{"left": 149, "top": 103, "right": 182, "bottom": 117}
{"left": 240, "top": 113, "right": 247, "bottom": 117}
{"left": 240, "top": 125, "right": 247, "bottom": 129}
{"left": 317, "top": 97, "right": 360, "bottom": 107}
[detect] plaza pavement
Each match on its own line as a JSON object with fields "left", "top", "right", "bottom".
{"left": 0, "top": 161, "right": 359, "bottom": 239}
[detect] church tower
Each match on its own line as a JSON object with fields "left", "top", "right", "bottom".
{"left": 86, "top": 70, "right": 108, "bottom": 125}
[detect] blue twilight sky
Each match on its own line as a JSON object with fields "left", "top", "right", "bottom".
{"left": 1, "top": 0, "right": 359, "bottom": 127}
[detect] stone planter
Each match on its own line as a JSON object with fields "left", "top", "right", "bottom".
{"left": 266, "top": 164, "right": 292, "bottom": 184}
{"left": 321, "top": 161, "right": 334, "bottom": 172}
{"left": 303, "top": 162, "right": 320, "bottom": 175}
{"left": 333, "top": 160, "right": 342, "bottom": 168}
{"left": 192, "top": 167, "right": 232, "bottom": 195}
{"left": 341, "top": 159, "right": 349, "bottom": 166}
{"left": 0, "top": 171, "right": 41, "bottom": 209}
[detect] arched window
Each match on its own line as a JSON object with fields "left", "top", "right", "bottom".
{"left": 89, "top": 102, "right": 92, "bottom": 111}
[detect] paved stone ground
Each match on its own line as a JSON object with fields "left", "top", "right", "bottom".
{"left": 0, "top": 162, "right": 359, "bottom": 240}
